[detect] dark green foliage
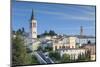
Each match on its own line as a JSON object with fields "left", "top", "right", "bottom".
{"left": 40, "top": 30, "right": 57, "bottom": 37}
{"left": 37, "top": 35, "right": 40, "bottom": 38}
{"left": 16, "top": 28, "right": 25, "bottom": 36}
{"left": 26, "top": 47, "right": 33, "bottom": 53}
{"left": 12, "top": 29, "right": 39, "bottom": 66}
{"left": 87, "top": 40, "right": 91, "bottom": 44}
{"left": 37, "top": 46, "right": 43, "bottom": 51}
{"left": 77, "top": 51, "right": 91, "bottom": 62}
{"left": 85, "top": 50, "right": 91, "bottom": 61}
{"left": 43, "top": 30, "right": 49, "bottom": 36}
{"left": 12, "top": 30, "right": 16, "bottom": 34}
{"left": 77, "top": 53, "right": 86, "bottom": 61}
{"left": 49, "top": 51, "right": 61, "bottom": 61}
{"left": 12, "top": 34, "right": 32, "bottom": 66}
{"left": 31, "top": 55, "right": 39, "bottom": 64}
{"left": 49, "top": 30, "right": 57, "bottom": 36}
{"left": 61, "top": 54, "right": 70, "bottom": 63}
{"left": 22, "top": 27, "right": 25, "bottom": 33}
{"left": 16, "top": 29, "right": 22, "bottom": 35}
{"left": 44, "top": 47, "right": 53, "bottom": 52}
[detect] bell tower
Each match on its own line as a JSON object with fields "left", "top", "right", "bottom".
{"left": 30, "top": 10, "right": 37, "bottom": 39}
{"left": 80, "top": 26, "right": 83, "bottom": 37}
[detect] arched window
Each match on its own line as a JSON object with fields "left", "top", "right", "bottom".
{"left": 72, "top": 46, "right": 75, "bottom": 48}
{"left": 55, "top": 46, "right": 57, "bottom": 50}
{"left": 33, "top": 23, "right": 36, "bottom": 27}
{"left": 59, "top": 46, "right": 61, "bottom": 48}
{"left": 62, "top": 46, "right": 65, "bottom": 48}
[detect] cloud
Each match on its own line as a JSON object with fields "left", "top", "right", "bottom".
{"left": 13, "top": 4, "right": 95, "bottom": 22}
{"left": 35, "top": 10, "right": 65, "bottom": 16}
{"left": 35, "top": 9, "right": 95, "bottom": 21}
{"left": 62, "top": 14, "right": 95, "bottom": 21}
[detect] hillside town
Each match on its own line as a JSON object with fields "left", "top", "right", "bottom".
{"left": 12, "top": 10, "right": 96, "bottom": 65}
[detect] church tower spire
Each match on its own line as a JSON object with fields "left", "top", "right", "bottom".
{"left": 31, "top": 10, "right": 35, "bottom": 20}
{"left": 30, "top": 10, "right": 37, "bottom": 39}
{"left": 80, "top": 26, "right": 83, "bottom": 37}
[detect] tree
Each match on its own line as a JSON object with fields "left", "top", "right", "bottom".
{"left": 12, "top": 29, "right": 39, "bottom": 66}
{"left": 87, "top": 40, "right": 91, "bottom": 44}
{"left": 16, "top": 27, "right": 25, "bottom": 36}
{"left": 37, "top": 35, "right": 40, "bottom": 38}
{"left": 37, "top": 46, "right": 43, "bottom": 51}
{"left": 16, "top": 29, "right": 22, "bottom": 35}
{"left": 85, "top": 50, "right": 91, "bottom": 61}
{"left": 31, "top": 55, "right": 39, "bottom": 64}
{"left": 44, "top": 46, "right": 53, "bottom": 52}
{"left": 44, "top": 30, "right": 49, "bottom": 35}
{"left": 49, "top": 51, "right": 61, "bottom": 61}
{"left": 61, "top": 54, "right": 70, "bottom": 63}
{"left": 22, "top": 27, "right": 25, "bottom": 33}
{"left": 49, "top": 30, "right": 57, "bottom": 36}
{"left": 77, "top": 52, "right": 91, "bottom": 62}
{"left": 12, "top": 34, "right": 32, "bottom": 66}
{"left": 12, "top": 30, "right": 16, "bottom": 34}
{"left": 77, "top": 53, "right": 86, "bottom": 61}
{"left": 40, "top": 30, "right": 57, "bottom": 36}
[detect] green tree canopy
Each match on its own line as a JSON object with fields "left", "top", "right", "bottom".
{"left": 40, "top": 30, "right": 57, "bottom": 37}
{"left": 12, "top": 29, "right": 39, "bottom": 66}
{"left": 12, "top": 34, "right": 33, "bottom": 66}
{"left": 49, "top": 51, "right": 61, "bottom": 61}
{"left": 61, "top": 54, "right": 70, "bottom": 63}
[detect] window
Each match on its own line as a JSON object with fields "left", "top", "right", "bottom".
{"left": 72, "top": 46, "right": 74, "bottom": 48}
{"left": 33, "top": 23, "right": 36, "bottom": 27}
{"left": 66, "top": 46, "right": 70, "bottom": 48}
{"left": 33, "top": 32, "right": 36, "bottom": 34}
{"left": 62, "top": 46, "right": 65, "bottom": 48}
{"left": 55, "top": 46, "right": 57, "bottom": 50}
{"left": 59, "top": 46, "right": 61, "bottom": 48}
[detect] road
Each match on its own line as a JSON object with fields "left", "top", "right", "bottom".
{"left": 34, "top": 51, "right": 54, "bottom": 64}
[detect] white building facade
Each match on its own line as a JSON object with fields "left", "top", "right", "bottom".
{"left": 53, "top": 37, "right": 76, "bottom": 51}
{"left": 58, "top": 48, "right": 86, "bottom": 60}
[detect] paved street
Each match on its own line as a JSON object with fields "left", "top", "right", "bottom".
{"left": 34, "top": 51, "right": 54, "bottom": 64}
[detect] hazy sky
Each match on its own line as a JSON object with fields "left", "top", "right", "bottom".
{"left": 12, "top": 1, "right": 96, "bottom": 36}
